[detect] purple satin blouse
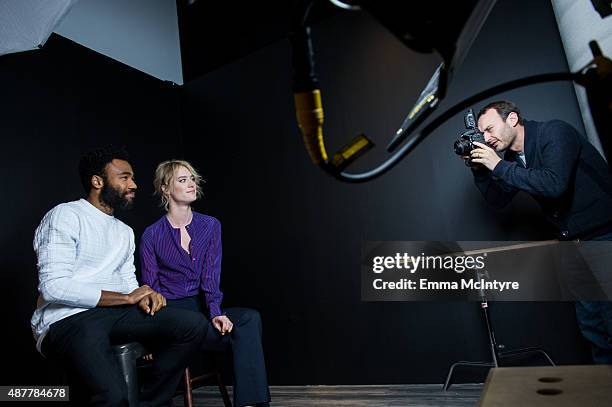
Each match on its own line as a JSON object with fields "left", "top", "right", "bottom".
{"left": 140, "top": 212, "right": 223, "bottom": 318}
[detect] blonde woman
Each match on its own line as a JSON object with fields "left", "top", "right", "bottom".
{"left": 140, "top": 160, "right": 270, "bottom": 407}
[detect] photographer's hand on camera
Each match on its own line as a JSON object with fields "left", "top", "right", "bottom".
{"left": 470, "top": 142, "right": 501, "bottom": 171}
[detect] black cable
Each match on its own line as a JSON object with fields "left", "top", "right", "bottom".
{"left": 330, "top": 72, "right": 578, "bottom": 183}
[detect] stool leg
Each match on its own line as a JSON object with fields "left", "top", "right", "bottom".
{"left": 184, "top": 368, "right": 193, "bottom": 407}
{"left": 216, "top": 372, "right": 232, "bottom": 407}
{"left": 113, "top": 350, "right": 139, "bottom": 407}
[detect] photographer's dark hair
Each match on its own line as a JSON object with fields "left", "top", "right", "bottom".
{"left": 478, "top": 101, "right": 524, "bottom": 125}
{"left": 78, "top": 145, "right": 130, "bottom": 193}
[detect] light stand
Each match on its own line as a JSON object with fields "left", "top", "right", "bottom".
{"left": 443, "top": 270, "right": 555, "bottom": 390}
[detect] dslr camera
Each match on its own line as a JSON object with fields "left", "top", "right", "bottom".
{"left": 454, "top": 109, "right": 486, "bottom": 165}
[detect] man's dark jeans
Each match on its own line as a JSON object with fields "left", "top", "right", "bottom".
{"left": 42, "top": 305, "right": 207, "bottom": 406}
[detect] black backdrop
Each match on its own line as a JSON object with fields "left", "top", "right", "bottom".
{"left": 0, "top": 0, "right": 593, "bottom": 386}
{"left": 0, "top": 35, "right": 184, "bottom": 385}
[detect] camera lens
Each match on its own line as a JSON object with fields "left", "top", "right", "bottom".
{"left": 454, "top": 140, "right": 472, "bottom": 155}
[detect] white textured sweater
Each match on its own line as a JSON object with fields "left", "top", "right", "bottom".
{"left": 31, "top": 199, "right": 139, "bottom": 352}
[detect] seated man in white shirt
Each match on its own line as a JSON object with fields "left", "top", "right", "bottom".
{"left": 31, "top": 145, "right": 207, "bottom": 406}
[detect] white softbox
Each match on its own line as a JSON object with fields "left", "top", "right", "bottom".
{"left": 0, "top": 0, "right": 79, "bottom": 56}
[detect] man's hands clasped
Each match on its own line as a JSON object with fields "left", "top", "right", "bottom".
{"left": 137, "top": 291, "right": 166, "bottom": 316}
{"left": 127, "top": 285, "right": 167, "bottom": 316}
{"left": 127, "top": 285, "right": 154, "bottom": 304}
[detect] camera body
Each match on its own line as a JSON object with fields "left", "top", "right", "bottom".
{"left": 454, "top": 109, "right": 487, "bottom": 167}
{"left": 454, "top": 109, "right": 486, "bottom": 157}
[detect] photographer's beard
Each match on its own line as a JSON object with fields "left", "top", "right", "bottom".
{"left": 492, "top": 124, "right": 517, "bottom": 152}
{"left": 100, "top": 181, "right": 135, "bottom": 211}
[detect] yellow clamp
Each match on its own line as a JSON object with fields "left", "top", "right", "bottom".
{"left": 331, "top": 134, "right": 373, "bottom": 170}
{"left": 294, "top": 90, "right": 328, "bottom": 164}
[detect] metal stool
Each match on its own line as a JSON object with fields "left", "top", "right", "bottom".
{"left": 111, "top": 342, "right": 148, "bottom": 406}
{"left": 111, "top": 342, "right": 232, "bottom": 407}
{"left": 112, "top": 342, "right": 232, "bottom": 407}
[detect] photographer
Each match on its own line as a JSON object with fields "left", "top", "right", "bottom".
{"left": 465, "top": 100, "right": 612, "bottom": 363}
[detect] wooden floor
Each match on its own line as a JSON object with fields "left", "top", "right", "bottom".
{"left": 172, "top": 384, "right": 483, "bottom": 407}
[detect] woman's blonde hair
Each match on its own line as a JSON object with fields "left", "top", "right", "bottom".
{"left": 153, "top": 160, "right": 204, "bottom": 210}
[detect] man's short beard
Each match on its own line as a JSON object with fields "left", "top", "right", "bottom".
{"left": 100, "top": 181, "right": 134, "bottom": 211}
{"left": 497, "top": 124, "right": 515, "bottom": 152}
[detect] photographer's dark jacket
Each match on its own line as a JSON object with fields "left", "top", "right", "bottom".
{"left": 473, "top": 119, "right": 612, "bottom": 239}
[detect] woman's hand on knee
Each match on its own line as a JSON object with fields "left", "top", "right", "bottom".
{"left": 212, "top": 315, "right": 233, "bottom": 335}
